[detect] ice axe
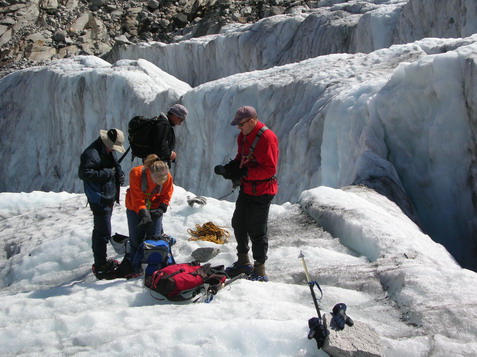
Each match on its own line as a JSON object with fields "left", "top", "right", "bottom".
{"left": 299, "top": 251, "right": 330, "bottom": 349}
{"left": 117, "top": 146, "right": 131, "bottom": 164}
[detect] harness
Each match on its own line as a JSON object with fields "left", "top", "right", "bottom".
{"left": 141, "top": 168, "right": 162, "bottom": 210}
{"left": 240, "top": 126, "right": 277, "bottom": 194}
{"left": 240, "top": 126, "right": 268, "bottom": 168}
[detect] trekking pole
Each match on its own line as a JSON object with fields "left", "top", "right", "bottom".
{"left": 299, "top": 251, "right": 323, "bottom": 318}
{"left": 299, "top": 251, "right": 329, "bottom": 349}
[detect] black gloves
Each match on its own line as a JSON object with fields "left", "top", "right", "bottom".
{"left": 149, "top": 209, "right": 162, "bottom": 220}
{"left": 329, "top": 303, "right": 354, "bottom": 331}
{"left": 307, "top": 317, "right": 329, "bottom": 349}
{"left": 158, "top": 202, "right": 168, "bottom": 213}
{"left": 138, "top": 209, "right": 152, "bottom": 230}
{"left": 233, "top": 167, "right": 248, "bottom": 179}
{"left": 150, "top": 203, "right": 168, "bottom": 220}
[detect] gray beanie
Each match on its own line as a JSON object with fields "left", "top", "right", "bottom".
{"left": 168, "top": 104, "right": 189, "bottom": 120}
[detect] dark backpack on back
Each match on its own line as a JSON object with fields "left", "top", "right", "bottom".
{"left": 145, "top": 263, "right": 227, "bottom": 301}
{"left": 128, "top": 115, "right": 169, "bottom": 159}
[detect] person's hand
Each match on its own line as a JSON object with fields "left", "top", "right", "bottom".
{"left": 138, "top": 209, "right": 152, "bottom": 230}
{"left": 229, "top": 166, "right": 248, "bottom": 180}
{"left": 150, "top": 208, "right": 163, "bottom": 220}
{"left": 150, "top": 202, "right": 168, "bottom": 219}
{"left": 118, "top": 172, "right": 125, "bottom": 186}
{"left": 170, "top": 151, "right": 177, "bottom": 161}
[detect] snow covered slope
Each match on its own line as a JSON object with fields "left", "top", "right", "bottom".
{"left": 0, "top": 187, "right": 476, "bottom": 356}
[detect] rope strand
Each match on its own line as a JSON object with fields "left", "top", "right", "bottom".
{"left": 188, "top": 221, "right": 230, "bottom": 244}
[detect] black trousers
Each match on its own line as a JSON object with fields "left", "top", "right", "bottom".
{"left": 231, "top": 191, "right": 274, "bottom": 264}
{"left": 90, "top": 202, "right": 113, "bottom": 266}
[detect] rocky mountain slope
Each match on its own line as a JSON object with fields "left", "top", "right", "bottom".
{"left": 0, "top": 0, "right": 315, "bottom": 77}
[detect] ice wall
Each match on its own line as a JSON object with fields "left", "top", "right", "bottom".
{"left": 371, "top": 40, "right": 477, "bottom": 270}
{"left": 393, "top": 0, "right": 477, "bottom": 44}
{"left": 104, "top": 0, "right": 477, "bottom": 88}
{"left": 105, "top": 2, "right": 404, "bottom": 87}
{"left": 0, "top": 57, "right": 190, "bottom": 192}
{"left": 174, "top": 43, "right": 428, "bottom": 205}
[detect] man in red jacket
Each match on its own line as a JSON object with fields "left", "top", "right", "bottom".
{"left": 215, "top": 106, "right": 279, "bottom": 281}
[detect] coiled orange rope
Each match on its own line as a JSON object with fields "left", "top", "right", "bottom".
{"left": 187, "top": 221, "right": 230, "bottom": 244}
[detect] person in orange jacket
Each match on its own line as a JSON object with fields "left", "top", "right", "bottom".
{"left": 118, "top": 154, "right": 174, "bottom": 277}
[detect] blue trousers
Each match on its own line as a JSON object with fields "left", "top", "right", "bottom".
{"left": 90, "top": 202, "right": 113, "bottom": 267}
{"left": 126, "top": 209, "right": 163, "bottom": 266}
{"left": 231, "top": 191, "right": 274, "bottom": 264}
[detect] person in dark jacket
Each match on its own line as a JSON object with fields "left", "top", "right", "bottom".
{"left": 150, "top": 103, "right": 189, "bottom": 168}
{"left": 78, "top": 128, "right": 126, "bottom": 280}
{"left": 214, "top": 106, "right": 279, "bottom": 282}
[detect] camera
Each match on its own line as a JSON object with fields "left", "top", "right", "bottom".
{"left": 214, "top": 164, "right": 241, "bottom": 188}
{"left": 214, "top": 165, "right": 227, "bottom": 176}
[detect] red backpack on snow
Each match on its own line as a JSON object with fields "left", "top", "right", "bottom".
{"left": 145, "top": 263, "right": 227, "bottom": 301}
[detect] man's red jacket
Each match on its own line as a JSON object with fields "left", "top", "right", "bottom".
{"left": 234, "top": 121, "right": 279, "bottom": 196}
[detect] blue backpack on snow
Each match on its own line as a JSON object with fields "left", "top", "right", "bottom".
{"left": 133, "top": 234, "right": 176, "bottom": 276}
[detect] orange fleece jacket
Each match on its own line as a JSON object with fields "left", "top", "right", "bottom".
{"left": 125, "top": 165, "right": 174, "bottom": 213}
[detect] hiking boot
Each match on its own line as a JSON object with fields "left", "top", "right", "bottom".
{"left": 247, "top": 263, "right": 268, "bottom": 282}
{"left": 92, "top": 258, "right": 119, "bottom": 280}
{"left": 116, "top": 258, "right": 143, "bottom": 279}
{"left": 225, "top": 261, "right": 253, "bottom": 278}
{"left": 225, "top": 253, "right": 253, "bottom": 278}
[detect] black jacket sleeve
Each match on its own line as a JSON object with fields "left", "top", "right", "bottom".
{"left": 78, "top": 140, "right": 114, "bottom": 182}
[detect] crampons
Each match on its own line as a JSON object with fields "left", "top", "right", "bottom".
{"left": 247, "top": 272, "right": 269, "bottom": 282}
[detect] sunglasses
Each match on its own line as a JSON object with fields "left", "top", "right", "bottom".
{"left": 237, "top": 118, "right": 252, "bottom": 128}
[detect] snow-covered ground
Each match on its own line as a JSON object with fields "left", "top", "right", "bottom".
{"left": 0, "top": 187, "right": 476, "bottom": 356}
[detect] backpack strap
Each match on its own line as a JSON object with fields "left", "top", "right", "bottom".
{"left": 241, "top": 126, "right": 268, "bottom": 168}
{"left": 141, "top": 168, "right": 162, "bottom": 210}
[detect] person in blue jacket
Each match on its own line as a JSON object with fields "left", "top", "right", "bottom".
{"left": 79, "top": 128, "right": 126, "bottom": 279}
